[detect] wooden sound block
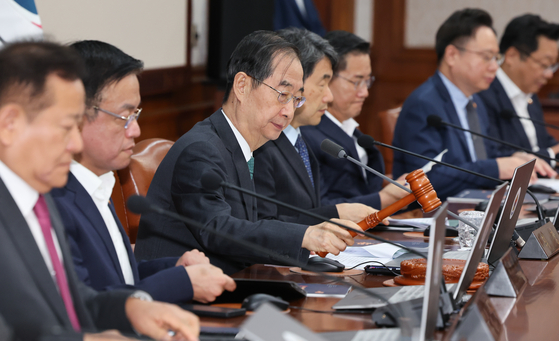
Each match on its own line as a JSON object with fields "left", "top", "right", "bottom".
{"left": 403, "top": 231, "right": 455, "bottom": 240}
{"left": 383, "top": 278, "right": 483, "bottom": 293}
{"left": 289, "top": 267, "right": 363, "bottom": 277}
{"left": 212, "top": 303, "right": 290, "bottom": 315}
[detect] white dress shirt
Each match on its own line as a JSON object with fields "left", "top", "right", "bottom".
{"left": 222, "top": 109, "right": 253, "bottom": 162}
{"left": 496, "top": 68, "right": 555, "bottom": 166}
{"left": 325, "top": 111, "right": 368, "bottom": 179}
{"left": 70, "top": 161, "right": 135, "bottom": 285}
{"left": 0, "top": 160, "right": 63, "bottom": 284}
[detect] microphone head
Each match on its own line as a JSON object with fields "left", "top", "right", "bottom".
{"left": 426, "top": 115, "right": 443, "bottom": 128}
{"left": 500, "top": 109, "right": 516, "bottom": 120}
{"left": 127, "top": 195, "right": 153, "bottom": 215}
{"left": 321, "top": 139, "right": 346, "bottom": 159}
{"left": 200, "top": 172, "right": 224, "bottom": 191}
{"left": 357, "top": 134, "right": 376, "bottom": 149}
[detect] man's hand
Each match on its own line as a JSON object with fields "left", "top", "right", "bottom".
{"left": 378, "top": 179, "right": 409, "bottom": 209}
{"left": 498, "top": 155, "right": 538, "bottom": 183}
{"left": 186, "top": 264, "right": 236, "bottom": 303}
{"left": 512, "top": 152, "right": 557, "bottom": 178}
{"left": 125, "top": 298, "right": 199, "bottom": 341}
{"left": 335, "top": 203, "right": 388, "bottom": 225}
{"left": 301, "top": 219, "right": 356, "bottom": 255}
{"left": 176, "top": 249, "right": 210, "bottom": 267}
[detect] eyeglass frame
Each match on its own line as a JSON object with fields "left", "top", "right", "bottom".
{"left": 93, "top": 106, "right": 142, "bottom": 129}
{"left": 517, "top": 48, "right": 559, "bottom": 74}
{"left": 246, "top": 75, "right": 306, "bottom": 108}
{"left": 452, "top": 45, "right": 504, "bottom": 65}
{"left": 336, "top": 74, "right": 375, "bottom": 90}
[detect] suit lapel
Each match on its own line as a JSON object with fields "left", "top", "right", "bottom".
{"left": 66, "top": 174, "right": 126, "bottom": 283}
{"left": 433, "top": 74, "right": 472, "bottom": 160}
{"left": 210, "top": 112, "right": 255, "bottom": 220}
{"left": 45, "top": 193, "right": 95, "bottom": 329}
{"left": 109, "top": 200, "right": 140, "bottom": 282}
{"left": 493, "top": 79, "right": 531, "bottom": 147}
{"left": 0, "top": 179, "right": 71, "bottom": 327}
{"left": 274, "top": 133, "right": 318, "bottom": 206}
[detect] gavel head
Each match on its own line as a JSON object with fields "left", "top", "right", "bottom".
{"left": 405, "top": 169, "right": 441, "bottom": 212}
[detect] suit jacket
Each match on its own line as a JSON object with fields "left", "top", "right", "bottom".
{"left": 392, "top": 72, "right": 503, "bottom": 201}
{"left": 273, "top": 0, "right": 326, "bottom": 36}
{"left": 253, "top": 132, "right": 339, "bottom": 225}
{"left": 301, "top": 115, "right": 385, "bottom": 209}
{"left": 135, "top": 110, "right": 310, "bottom": 275}
{"left": 0, "top": 178, "right": 133, "bottom": 341}
{"left": 50, "top": 173, "right": 193, "bottom": 303}
{"left": 479, "top": 77, "right": 557, "bottom": 161}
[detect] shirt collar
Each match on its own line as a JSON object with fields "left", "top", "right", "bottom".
{"left": 70, "top": 161, "right": 115, "bottom": 204}
{"left": 438, "top": 71, "right": 470, "bottom": 110}
{"left": 496, "top": 67, "right": 533, "bottom": 102}
{"left": 221, "top": 109, "right": 253, "bottom": 162}
{"left": 325, "top": 111, "right": 360, "bottom": 137}
{"left": 0, "top": 159, "right": 39, "bottom": 217}
{"left": 283, "top": 125, "right": 301, "bottom": 147}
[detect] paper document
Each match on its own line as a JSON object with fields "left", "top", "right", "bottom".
{"left": 387, "top": 218, "right": 433, "bottom": 230}
{"left": 534, "top": 178, "right": 559, "bottom": 193}
{"left": 420, "top": 149, "right": 448, "bottom": 173}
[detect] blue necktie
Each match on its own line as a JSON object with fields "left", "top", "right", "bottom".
{"left": 295, "top": 134, "right": 314, "bottom": 188}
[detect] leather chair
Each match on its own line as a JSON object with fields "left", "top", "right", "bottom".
{"left": 377, "top": 107, "right": 401, "bottom": 176}
{"left": 111, "top": 138, "right": 174, "bottom": 244}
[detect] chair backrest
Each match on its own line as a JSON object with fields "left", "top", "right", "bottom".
{"left": 377, "top": 107, "right": 401, "bottom": 176}
{"left": 111, "top": 138, "right": 174, "bottom": 243}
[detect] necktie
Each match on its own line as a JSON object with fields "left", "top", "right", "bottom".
{"left": 466, "top": 100, "right": 487, "bottom": 160}
{"left": 34, "top": 195, "right": 81, "bottom": 331}
{"left": 247, "top": 156, "right": 254, "bottom": 179}
{"left": 294, "top": 134, "right": 315, "bottom": 188}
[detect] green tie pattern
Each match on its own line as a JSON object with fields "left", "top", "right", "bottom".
{"left": 247, "top": 156, "right": 254, "bottom": 179}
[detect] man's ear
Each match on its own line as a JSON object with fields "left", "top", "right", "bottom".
{"left": 232, "top": 72, "right": 251, "bottom": 103}
{"left": 444, "top": 44, "right": 460, "bottom": 67}
{"left": 503, "top": 47, "right": 521, "bottom": 66}
{"left": 0, "top": 104, "right": 26, "bottom": 146}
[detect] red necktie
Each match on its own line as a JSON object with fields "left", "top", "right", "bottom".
{"left": 34, "top": 195, "right": 81, "bottom": 331}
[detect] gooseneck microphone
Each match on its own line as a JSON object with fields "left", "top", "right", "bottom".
{"left": 200, "top": 171, "right": 427, "bottom": 259}
{"left": 127, "top": 195, "right": 411, "bottom": 328}
{"left": 426, "top": 115, "right": 557, "bottom": 162}
{"left": 501, "top": 109, "right": 559, "bottom": 131}
{"left": 357, "top": 134, "right": 534, "bottom": 248}
{"left": 321, "top": 139, "right": 480, "bottom": 232}
{"left": 321, "top": 139, "right": 409, "bottom": 193}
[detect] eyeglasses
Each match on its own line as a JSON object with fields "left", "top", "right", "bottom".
{"left": 247, "top": 75, "right": 306, "bottom": 108}
{"left": 93, "top": 106, "right": 142, "bottom": 129}
{"left": 453, "top": 45, "right": 504, "bottom": 65}
{"left": 337, "top": 75, "right": 375, "bottom": 90}
{"left": 525, "top": 54, "right": 559, "bottom": 74}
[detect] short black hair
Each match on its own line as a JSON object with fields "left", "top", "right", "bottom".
{"left": 435, "top": 8, "right": 494, "bottom": 64}
{"left": 323, "top": 30, "right": 369, "bottom": 74}
{"left": 223, "top": 30, "right": 299, "bottom": 103}
{"left": 500, "top": 14, "right": 559, "bottom": 56}
{"left": 277, "top": 28, "right": 338, "bottom": 80}
{"left": 69, "top": 40, "right": 143, "bottom": 118}
{"left": 0, "top": 41, "right": 86, "bottom": 119}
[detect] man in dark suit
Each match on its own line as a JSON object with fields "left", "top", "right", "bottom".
{"left": 479, "top": 14, "right": 559, "bottom": 167}
{"left": 50, "top": 40, "right": 235, "bottom": 304}
{"left": 302, "top": 31, "right": 408, "bottom": 209}
{"left": 0, "top": 42, "right": 199, "bottom": 341}
{"left": 254, "top": 28, "right": 376, "bottom": 224}
{"left": 135, "top": 31, "right": 359, "bottom": 275}
{"left": 392, "top": 9, "right": 553, "bottom": 201}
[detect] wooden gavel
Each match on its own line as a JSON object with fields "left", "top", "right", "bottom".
{"left": 318, "top": 169, "right": 441, "bottom": 258}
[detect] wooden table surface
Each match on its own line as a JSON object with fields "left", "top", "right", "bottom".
{"left": 200, "top": 205, "right": 559, "bottom": 339}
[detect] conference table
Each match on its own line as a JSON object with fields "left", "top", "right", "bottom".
{"left": 199, "top": 204, "right": 559, "bottom": 340}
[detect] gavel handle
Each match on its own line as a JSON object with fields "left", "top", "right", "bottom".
{"left": 317, "top": 192, "right": 416, "bottom": 258}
